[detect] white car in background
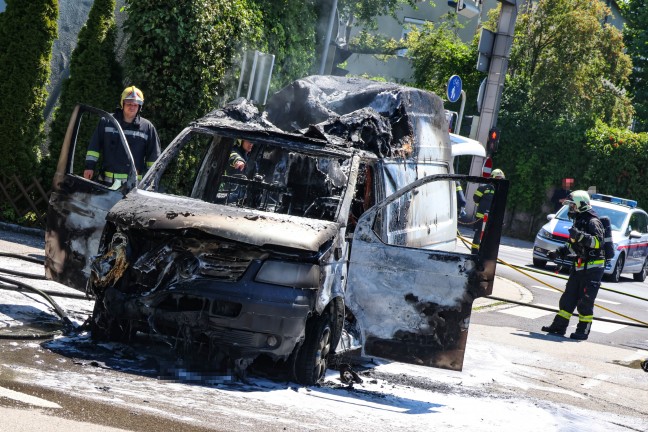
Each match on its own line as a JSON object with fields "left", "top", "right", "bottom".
{"left": 533, "top": 194, "right": 648, "bottom": 282}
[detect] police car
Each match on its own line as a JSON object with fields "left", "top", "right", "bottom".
{"left": 533, "top": 194, "right": 648, "bottom": 282}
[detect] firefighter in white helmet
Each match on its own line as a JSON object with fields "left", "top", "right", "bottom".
{"left": 471, "top": 168, "right": 505, "bottom": 253}
{"left": 84, "top": 86, "right": 161, "bottom": 186}
{"left": 542, "top": 190, "right": 605, "bottom": 340}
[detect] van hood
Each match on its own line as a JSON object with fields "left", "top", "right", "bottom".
{"left": 107, "top": 189, "right": 339, "bottom": 252}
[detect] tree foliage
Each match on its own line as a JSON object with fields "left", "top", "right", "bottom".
{"left": 122, "top": 0, "right": 262, "bottom": 147}
{"left": 43, "top": 0, "right": 123, "bottom": 181}
{"left": 507, "top": 0, "right": 632, "bottom": 126}
{"left": 494, "top": 0, "right": 633, "bottom": 219}
{"left": 583, "top": 121, "right": 648, "bottom": 207}
{"left": 621, "top": 0, "right": 648, "bottom": 132}
{"left": 406, "top": 18, "right": 478, "bottom": 106}
{"left": 0, "top": 0, "right": 58, "bottom": 181}
{"left": 252, "top": 0, "right": 318, "bottom": 92}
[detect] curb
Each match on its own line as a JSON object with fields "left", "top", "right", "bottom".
{"left": 0, "top": 221, "right": 45, "bottom": 238}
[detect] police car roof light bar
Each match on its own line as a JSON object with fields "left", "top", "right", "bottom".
{"left": 591, "top": 193, "right": 638, "bottom": 208}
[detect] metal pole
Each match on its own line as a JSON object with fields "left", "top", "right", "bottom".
{"left": 465, "top": 0, "right": 518, "bottom": 215}
{"left": 319, "top": 0, "right": 338, "bottom": 75}
{"left": 455, "top": 90, "right": 466, "bottom": 134}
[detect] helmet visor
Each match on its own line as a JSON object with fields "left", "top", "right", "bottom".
{"left": 123, "top": 98, "right": 143, "bottom": 106}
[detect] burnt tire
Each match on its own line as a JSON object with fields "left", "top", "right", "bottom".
{"left": 608, "top": 254, "right": 624, "bottom": 283}
{"left": 90, "top": 295, "right": 133, "bottom": 343}
{"left": 294, "top": 312, "right": 333, "bottom": 386}
{"left": 633, "top": 258, "right": 647, "bottom": 282}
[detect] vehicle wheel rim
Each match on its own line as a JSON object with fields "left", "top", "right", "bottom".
{"left": 315, "top": 327, "right": 331, "bottom": 379}
{"left": 616, "top": 257, "right": 623, "bottom": 281}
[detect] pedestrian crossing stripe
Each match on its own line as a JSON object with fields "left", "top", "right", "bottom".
{"left": 499, "top": 305, "right": 553, "bottom": 319}
{"left": 496, "top": 307, "right": 629, "bottom": 334}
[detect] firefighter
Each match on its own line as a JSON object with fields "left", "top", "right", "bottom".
{"left": 471, "top": 168, "right": 505, "bottom": 253}
{"left": 456, "top": 181, "right": 467, "bottom": 219}
{"left": 542, "top": 190, "right": 605, "bottom": 340}
{"left": 84, "top": 86, "right": 161, "bottom": 186}
{"left": 226, "top": 139, "right": 254, "bottom": 176}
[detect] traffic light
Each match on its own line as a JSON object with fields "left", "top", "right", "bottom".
{"left": 486, "top": 127, "right": 500, "bottom": 154}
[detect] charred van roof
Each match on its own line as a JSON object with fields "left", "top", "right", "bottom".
{"left": 191, "top": 75, "right": 450, "bottom": 161}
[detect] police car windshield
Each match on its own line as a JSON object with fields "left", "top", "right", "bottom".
{"left": 555, "top": 203, "right": 627, "bottom": 231}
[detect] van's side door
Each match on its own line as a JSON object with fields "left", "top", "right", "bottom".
{"left": 45, "top": 104, "right": 137, "bottom": 291}
{"left": 346, "top": 174, "right": 507, "bottom": 371}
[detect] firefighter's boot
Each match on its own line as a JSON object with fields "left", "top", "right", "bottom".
{"left": 570, "top": 321, "right": 591, "bottom": 341}
{"left": 541, "top": 315, "right": 569, "bottom": 336}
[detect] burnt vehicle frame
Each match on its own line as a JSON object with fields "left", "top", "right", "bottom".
{"left": 45, "top": 76, "right": 508, "bottom": 385}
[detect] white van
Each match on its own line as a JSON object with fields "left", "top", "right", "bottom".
{"left": 45, "top": 76, "right": 508, "bottom": 385}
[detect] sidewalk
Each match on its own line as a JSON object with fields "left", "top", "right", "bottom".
{"left": 473, "top": 275, "right": 533, "bottom": 309}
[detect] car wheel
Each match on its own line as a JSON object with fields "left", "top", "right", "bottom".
{"left": 90, "top": 291, "right": 133, "bottom": 342}
{"left": 633, "top": 257, "right": 648, "bottom": 282}
{"left": 609, "top": 254, "right": 624, "bottom": 283}
{"left": 294, "top": 312, "right": 332, "bottom": 386}
{"left": 533, "top": 257, "right": 547, "bottom": 268}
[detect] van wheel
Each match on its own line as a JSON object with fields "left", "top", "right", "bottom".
{"left": 608, "top": 254, "right": 624, "bottom": 283}
{"left": 90, "top": 294, "right": 132, "bottom": 342}
{"left": 533, "top": 258, "right": 547, "bottom": 268}
{"left": 633, "top": 258, "right": 647, "bottom": 282}
{"left": 294, "top": 312, "right": 332, "bottom": 386}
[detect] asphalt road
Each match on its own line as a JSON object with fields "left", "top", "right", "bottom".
{"left": 492, "top": 239, "right": 648, "bottom": 351}
{"left": 1, "top": 225, "right": 647, "bottom": 431}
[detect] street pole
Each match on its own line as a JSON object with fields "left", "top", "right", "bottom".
{"left": 319, "top": 0, "right": 339, "bottom": 75}
{"left": 465, "top": 0, "right": 518, "bottom": 215}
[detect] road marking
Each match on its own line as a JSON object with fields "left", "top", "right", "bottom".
{"left": 591, "top": 320, "right": 627, "bottom": 334}
{"left": 594, "top": 298, "right": 621, "bottom": 305}
{"left": 498, "top": 305, "right": 554, "bottom": 319}
{"left": 532, "top": 285, "right": 562, "bottom": 293}
{"left": 0, "top": 386, "right": 61, "bottom": 409}
{"left": 534, "top": 286, "right": 622, "bottom": 305}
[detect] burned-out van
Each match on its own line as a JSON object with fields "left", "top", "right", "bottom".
{"left": 45, "top": 76, "right": 507, "bottom": 385}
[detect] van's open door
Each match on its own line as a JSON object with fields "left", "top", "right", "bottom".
{"left": 345, "top": 174, "right": 507, "bottom": 371}
{"left": 45, "top": 104, "right": 138, "bottom": 291}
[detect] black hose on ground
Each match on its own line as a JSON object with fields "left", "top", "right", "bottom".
{"left": 0, "top": 274, "right": 77, "bottom": 339}
{"left": 0, "top": 252, "right": 44, "bottom": 265}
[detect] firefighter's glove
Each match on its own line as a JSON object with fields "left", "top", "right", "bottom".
{"left": 568, "top": 227, "right": 584, "bottom": 243}
{"left": 548, "top": 247, "right": 568, "bottom": 262}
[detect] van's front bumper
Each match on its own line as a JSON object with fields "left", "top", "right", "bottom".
{"left": 107, "top": 261, "right": 318, "bottom": 360}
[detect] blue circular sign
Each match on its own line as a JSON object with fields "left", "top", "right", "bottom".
{"left": 447, "top": 75, "right": 462, "bottom": 103}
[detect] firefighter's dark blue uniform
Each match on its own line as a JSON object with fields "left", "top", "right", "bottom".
{"left": 542, "top": 200, "right": 605, "bottom": 340}
{"left": 85, "top": 109, "right": 161, "bottom": 184}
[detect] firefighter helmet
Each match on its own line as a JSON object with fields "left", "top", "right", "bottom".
{"left": 120, "top": 86, "right": 144, "bottom": 109}
{"left": 491, "top": 168, "right": 505, "bottom": 179}
{"left": 564, "top": 190, "right": 591, "bottom": 213}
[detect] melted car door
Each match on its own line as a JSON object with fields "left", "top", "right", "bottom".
{"left": 346, "top": 174, "right": 507, "bottom": 371}
{"left": 45, "top": 104, "right": 137, "bottom": 291}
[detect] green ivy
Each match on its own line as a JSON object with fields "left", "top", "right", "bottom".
{"left": 0, "top": 0, "right": 58, "bottom": 182}
{"left": 122, "top": 0, "right": 263, "bottom": 147}
{"left": 43, "top": 0, "right": 123, "bottom": 182}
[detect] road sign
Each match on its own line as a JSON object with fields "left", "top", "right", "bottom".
{"left": 482, "top": 157, "right": 493, "bottom": 177}
{"left": 447, "top": 75, "right": 462, "bottom": 103}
